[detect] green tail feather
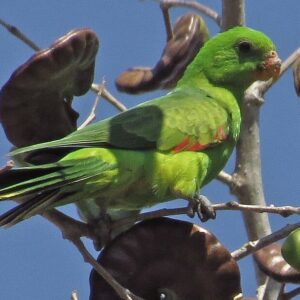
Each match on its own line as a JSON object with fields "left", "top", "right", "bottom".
{"left": 0, "top": 157, "right": 115, "bottom": 226}
{"left": 0, "top": 191, "right": 60, "bottom": 227}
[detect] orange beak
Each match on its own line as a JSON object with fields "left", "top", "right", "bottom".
{"left": 255, "top": 50, "right": 281, "bottom": 81}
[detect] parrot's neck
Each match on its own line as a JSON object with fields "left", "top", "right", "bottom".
{"left": 177, "top": 70, "right": 245, "bottom": 104}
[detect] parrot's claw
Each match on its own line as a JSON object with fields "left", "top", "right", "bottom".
{"left": 188, "top": 195, "right": 216, "bottom": 222}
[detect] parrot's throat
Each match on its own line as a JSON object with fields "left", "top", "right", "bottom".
{"left": 178, "top": 71, "right": 245, "bottom": 107}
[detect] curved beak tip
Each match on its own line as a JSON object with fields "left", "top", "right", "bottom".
{"left": 256, "top": 51, "right": 281, "bottom": 81}
{"left": 266, "top": 51, "right": 282, "bottom": 79}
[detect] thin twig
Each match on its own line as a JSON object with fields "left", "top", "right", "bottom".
{"left": 0, "top": 18, "right": 41, "bottom": 51}
{"left": 158, "top": 0, "right": 221, "bottom": 25}
{"left": 41, "top": 209, "right": 143, "bottom": 299}
{"left": 71, "top": 238, "right": 144, "bottom": 300}
{"left": 71, "top": 290, "right": 79, "bottom": 300}
{"left": 112, "top": 206, "right": 190, "bottom": 229}
{"left": 79, "top": 80, "right": 106, "bottom": 129}
{"left": 214, "top": 201, "right": 300, "bottom": 217}
{"left": 221, "top": 0, "right": 245, "bottom": 30}
{"left": 112, "top": 201, "right": 300, "bottom": 230}
{"left": 41, "top": 209, "right": 97, "bottom": 240}
{"left": 217, "top": 170, "right": 233, "bottom": 186}
{"left": 160, "top": 2, "right": 173, "bottom": 40}
{"left": 91, "top": 83, "right": 127, "bottom": 112}
{"left": 0, "top": 18, "right": 128, "bottom": 116}
{"left": 231, "top": 221, "right": 300, "bottom": 261}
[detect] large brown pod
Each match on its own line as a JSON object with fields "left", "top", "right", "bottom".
{"left": 116, "top": 13, "right": 209, "bottom": 94}
{"left": 90, "top": 217, "right": 241, "bottom": 300}
{"left": 254, "top": 243, "right": 300, "bottom": 283}
{"left": 0, "top": 28, "right": 99, "bottom": 148}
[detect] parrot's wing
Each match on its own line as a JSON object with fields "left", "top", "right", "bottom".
{"left": 10, "top": 88, "right": 232, "bottom": 156}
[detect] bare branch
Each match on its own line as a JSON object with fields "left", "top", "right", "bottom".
{"left": 214, "top": 201, "right": 300, "bottom": 217}
{"left": 158, "top": 0, "right": 221, "bottom": 26}
{"left": 231, "top": 221, "right": 300, "bottom": 261}
{"left": 160, "top": 2, "right": 173, "bottom": 41}
{"left": 41, "top": 209, "right": 97, "bottom": 240}
{"left": 0, "top": 18, "right": 41, "bottom": 51}
{"left": 40, "top": 209, "right": 143, "bottom": 300}
{"left": 221, "top": 0, "right": 245, "bottom": 30}
{"left": 217, "top": 170, "right": 233, "bottom": 186}
{"left": 71, "top": 238, "right": 144, "bottom": 300}
{"left": 71, "top": 290, "right": 79, "bottom": 300}
{"left": 91, "top": 83, "right": 127, "bottom": 112}
{"left": 233, "top": 47, "right": 300, "bottom": 299}
{"left": 79, "top": 80, "right": 105, "bottom": 129}
{"left": 112, "top": 201, "right": 300, "bottom": 230}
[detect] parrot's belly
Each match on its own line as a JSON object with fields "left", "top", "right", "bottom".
{"left": 74, "top": 146, "right": 231, "bottom": 211}
{"left": 71, "top": 144, "right": 234, "bottom": 222}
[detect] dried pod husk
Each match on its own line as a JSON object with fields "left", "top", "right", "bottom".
{"left": 293, "top": 58, "right": 300, "bottom": 96}
{"left": 254, "top": 243, "right": 300, "bottom": 283}
{"left": 90, "top": 217, "right": 241, "bottom": 300}
{"left": 0, "top": 28, "right": 99, "bottom": 148}
{"left": 116, "top": 13, "right": 209, "bottom": 94}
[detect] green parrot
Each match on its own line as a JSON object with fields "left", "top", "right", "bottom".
{"left": 0, "top": 27, "right": 280, "bottom": 227}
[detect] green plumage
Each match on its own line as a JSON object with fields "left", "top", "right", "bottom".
{"left": 0, "top": 27, "right": 278, "bottom": 226}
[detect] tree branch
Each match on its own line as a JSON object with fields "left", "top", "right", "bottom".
{"left": 40, "top": 209, "right": 143, "bottom": 300}
{"left": 0, "top": 19, "right": 128, "bottom": 116}
{"left": 221, "top": 0, "right": 245, "bottom": 30}
{"left": 160, "top": 2, "right": 173, "bottom": 41}
{"left": 232, "top": 221, "right": 300, "bottom": 261}
{"left": 0, "top": 18, "right": 41, "bottom": 51}
{"left": 79, "top": 80, "right": 105, "bottom": 129}
{"left": 41, "top": 209, "right": 97, "bottom": 240}
{"left": 158, "top": 0, "right": 221, "bottom": 26}
{"left": 217, "top": 170, "right": 233, "bottom": 186}
{"left": 71, "top": 290, "right": 79, "bottom": 300}
{"left": 71, "top": 238, "right": 144, "bottom": 300}
{"left": 91, "top": 83, "right": 127, "bottom": 112}
{"left": 112, "top": 201, "right": 300, "bottom": 230}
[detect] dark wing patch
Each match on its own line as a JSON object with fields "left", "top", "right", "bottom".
{"left": 108, "top": 105, "right": 163, "bottom": 149}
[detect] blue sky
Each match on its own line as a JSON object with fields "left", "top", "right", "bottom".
{"left": 0, "top": 1, "right": 300, "bottom": 299}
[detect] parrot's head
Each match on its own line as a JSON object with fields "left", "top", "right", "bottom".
{"left": 190, "top": 26, "right": 281, "bottom": 90}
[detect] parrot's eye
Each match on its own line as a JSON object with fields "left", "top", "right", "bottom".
{"left": 238, "top": 41, "right": 252, "bottom": 53}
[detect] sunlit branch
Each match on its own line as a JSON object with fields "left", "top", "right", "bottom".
{"left": 91, "top": 83, "right": 127, "bottom": 112}
{"left": 112, "top": 201, "right": 300, "bottom": 230}
{"left": 79, "top": 80, "right": 106, "bottom": 129}
{"left": 232, "top": 221, "right": 300, "bottom": 261}
{"left": 158, "top": 0, "right": 221, "bottom": 25}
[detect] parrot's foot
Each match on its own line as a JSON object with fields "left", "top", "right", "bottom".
{"left": 188, "top": 195, "right": 216, "bottom": 222}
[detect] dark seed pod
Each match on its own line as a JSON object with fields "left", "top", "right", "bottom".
{"left": 0, "top": 28, "right": 99, "bottom": 147}
{"left": 254, "top": 243, "right": 300, "bottom": 283}
{"left": 116, "top": 13, "right": 209, "bottom": 94}
{"left": 90, "top": 217, "right": 242, "bottom": 300}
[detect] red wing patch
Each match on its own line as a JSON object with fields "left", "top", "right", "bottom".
{"left": 172, "top": 126, "right": 228, "bottom": 153}
{"left": 172, "top": 137, "right": 208, "bottom": 153}
{"left": 172, "top": 137, "right": 191, "bottom": 153}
